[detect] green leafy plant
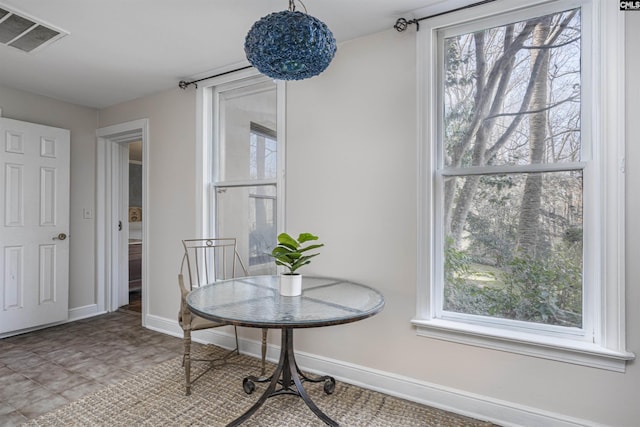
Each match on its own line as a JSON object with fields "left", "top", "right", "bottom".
{"left": 271, "top": 232, "right": 323, "bottom": 275}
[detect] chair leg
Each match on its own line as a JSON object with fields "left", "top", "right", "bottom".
{"left": 234, "top": 325, "right": 240, "bottom": 355}
{"left": 261, "top": 328, "right": 268, "bottom": 376}
{"left": 184, "top": 328, "right": 192, "bottom": 396}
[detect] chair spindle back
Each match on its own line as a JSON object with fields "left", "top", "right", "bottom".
{"left": 181, "top": 238, "right": 249, "bottom": 290}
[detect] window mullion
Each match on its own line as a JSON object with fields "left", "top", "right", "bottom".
{"left": 214, "top": 179, "right": 277, "bottom": 188}
{"left": 440, "top": 162, "right": 586, "bottom": 177}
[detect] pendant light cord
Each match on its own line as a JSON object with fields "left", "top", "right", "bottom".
{"left": 289, "top": 0, "right": 308, "bottom": 14}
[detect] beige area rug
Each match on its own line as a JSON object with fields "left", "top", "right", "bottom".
{"left": 25, "top": 345, "right": 494, "bottom": 426}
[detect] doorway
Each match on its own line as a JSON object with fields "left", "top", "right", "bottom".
{"left": 95, "top": 119, "right": 149, "bottom": 324}
{"left": 123, "top": 141, "right": 143, "bottom": 312}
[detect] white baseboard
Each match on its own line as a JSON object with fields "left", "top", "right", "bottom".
{"left": 68, "top": 304, "right": 106, "bottom": 321}
{"left": 144, "top": 313, "right": 277, "bottom": 359}
{"left": 0, "top": 304, "right": 106, "bottom": 339}
{"left": 143, "top": 313, "right": 601, "bottom": 427}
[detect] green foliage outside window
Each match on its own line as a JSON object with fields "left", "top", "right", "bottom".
{"left": 444, "top": 238, "right": 582, "bottom": 327}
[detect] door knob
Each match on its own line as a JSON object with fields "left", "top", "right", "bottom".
{"left": 53, "top": 233, "right": 67, "bottom": 241}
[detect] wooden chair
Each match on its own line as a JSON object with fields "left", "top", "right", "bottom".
{"left": 178, "top": 238, "right": 268, "bottom": 395}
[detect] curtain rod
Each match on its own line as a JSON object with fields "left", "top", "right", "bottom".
{"left": 394, "top": 0, "right": 496, "bottom": 32}
{"left": 178, "top": 65, "right": 254, "bottom": 90}
{"left": 179, "top": 1, "right": 497, "bottom": 88}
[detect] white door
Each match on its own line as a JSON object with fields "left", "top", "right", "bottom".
{"left": 0, "top": 117, "right": 70, "bottom": 334}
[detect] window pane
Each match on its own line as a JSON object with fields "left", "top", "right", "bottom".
{"left": 249, "top": 126, "right": 277, "bottom": 180}
{"left": 443, "top": 171, "right": 583, "bottom": 327}
{"left": 218, "top": 82, "right": 277, "bottom": 181}
{"left": 216, "top": 185, "right": 277, "bottom": 275}
{"left": 443, "top": 9, "right": 581, "bottom": 168}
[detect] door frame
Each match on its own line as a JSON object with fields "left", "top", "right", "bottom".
{"left": 96, "top": 119, "right": 149, "bottom": 323}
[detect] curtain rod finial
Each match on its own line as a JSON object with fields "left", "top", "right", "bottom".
{"left": 394, "top": 18, "right": 419, "bottom": 32}
{"left": 179, "top": 80, "right": 198, "bottom": 90}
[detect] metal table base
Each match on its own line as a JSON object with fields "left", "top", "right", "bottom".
{"left": 227, "top": 328, "right": 337, "bottom": 426}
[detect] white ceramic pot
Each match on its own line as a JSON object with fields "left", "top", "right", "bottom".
{"left": 279, "top": 274, "right": 302, "bottom": 296}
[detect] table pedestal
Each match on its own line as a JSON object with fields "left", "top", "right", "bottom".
{"left": 227, "top": 328, "right": 338, "bottom": 426}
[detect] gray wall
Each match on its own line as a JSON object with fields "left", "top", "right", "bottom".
{"left": 99, "top": 21, "right": 640, "bottom": 425}
{"left": 0, "top": 85, "right": 97, "bottom": 310}
{"left": 0, "top": 11, "right": 637, "bottom": 426}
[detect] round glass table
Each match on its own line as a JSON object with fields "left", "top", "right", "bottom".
{"left": 186, "top": 275, "right": 385, "bottom": 426}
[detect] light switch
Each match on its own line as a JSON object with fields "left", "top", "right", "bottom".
{"left": 83, "top": 208, "right": 93, "bottom": 219}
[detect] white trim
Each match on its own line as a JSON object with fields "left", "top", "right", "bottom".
{"left": 68, "top": 304, "right": 104, "bottom": 321}
{"left": 276, "top": 80, "right": 286, "bottom": 235}
{"left": 597, "top": 0, "right": 627, "bottom": 358}
{"left": 415, "top": 0, "right": 634, "bottom": 370}
{"left": 195, "top": 82, "right": 209, "bottom": 236}
{"left": 96, "top": 119, "right": 149, "bottom": 325}
{"left": 441, "top": 162, "right": 586, "bottom": 176}
{"left": 0, "top": 304, "right": 105, "bottom": 339}
{"left": 195, "top": 67, "right": 263, "bottom": 237}
{"left": 412, "top": 318, "right": 633, "bottom": 372}
{"left": 144, "top": 314, "right": 604, "bottom": 427}
{"left": 116, "top": 142, "right": 130, "bottom": 308}
{"left": 214, "top": 178, "right": 277, "bottom": 188}
{"left": 294, "top": 354, "right": 602, "bottom": 427}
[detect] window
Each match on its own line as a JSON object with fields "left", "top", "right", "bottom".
{"left": 247, "top": 122, "right": 277, "bottom": 266}
{"left": 201, "top": 73, "right": 284, "bottom": 276}
{"left": 415, "top": 0, "right": 634, "bottom": 370}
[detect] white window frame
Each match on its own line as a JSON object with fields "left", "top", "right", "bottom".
{"left": 414, "top": 0, "right": 635, "bottom": 371}
{"left": 195, "top": 68, "right": 286, "bottom": 245}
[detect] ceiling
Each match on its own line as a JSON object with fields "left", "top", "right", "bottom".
{"left": 0, "top": 0, "right": 476, "bottom": 109}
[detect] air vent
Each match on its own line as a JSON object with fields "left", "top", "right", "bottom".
{"left": 0, "top": 4, "right": 67, "bottom": 53}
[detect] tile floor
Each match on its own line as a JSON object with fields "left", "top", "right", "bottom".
{"left": 0, "top": 310, "right": 186, "bottom": 426}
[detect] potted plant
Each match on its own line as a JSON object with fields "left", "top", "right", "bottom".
{"left": 271, "top": 232, "right": 323, "bottom": 296}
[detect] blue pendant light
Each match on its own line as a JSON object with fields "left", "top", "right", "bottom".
{"left": 244, "top": 0, "right": 336, "bottom": 81}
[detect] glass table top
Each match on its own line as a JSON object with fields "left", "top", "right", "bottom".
{"left": 186, "top": 275, "right": 385, "bottom": 329}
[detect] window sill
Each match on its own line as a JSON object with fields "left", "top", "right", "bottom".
{"left": 412, "top": 318, "right": 635, "bottom": 372}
